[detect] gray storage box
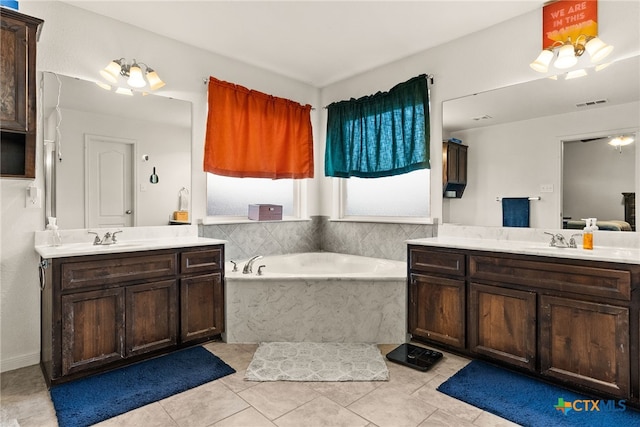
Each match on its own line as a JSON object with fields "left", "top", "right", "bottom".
{"left": 248, "top": 204, "right": 283, "bottom": 221}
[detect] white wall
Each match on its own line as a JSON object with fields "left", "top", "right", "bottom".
{"left": 1, "top": 0, "right": 638, "bottom": 371}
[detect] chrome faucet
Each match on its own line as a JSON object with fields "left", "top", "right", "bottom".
{"left": 243, "top": 255, "right": 263, "bottom": 274}
{"left": 88, "top": 230, "right": 123, "bottom": 245}
{"left": 569, "top": 233, "right": 582, "bottom": 248}
{"left": 544, "top": 232, "right": 570, "bottom": 248}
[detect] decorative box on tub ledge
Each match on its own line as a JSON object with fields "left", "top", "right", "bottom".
{"left": 248, "top": 204, "right": 283, "bottom": 221}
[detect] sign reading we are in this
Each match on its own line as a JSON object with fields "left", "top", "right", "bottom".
{"left": 542, "top": 0, "right": 598, "bottom": 49}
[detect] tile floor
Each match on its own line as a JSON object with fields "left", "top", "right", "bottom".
{"left": 1, "top": 342, "right": 520, "bottom": 427}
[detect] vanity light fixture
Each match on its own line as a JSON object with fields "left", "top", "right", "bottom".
{"left": 530, "top": 35, "right": 613, "bottom": 73}
{"left": 100, "top": 58, "right": 166, "bottom": 91}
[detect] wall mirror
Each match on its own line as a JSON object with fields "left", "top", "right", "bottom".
{"left": 42, "top": 72, "right": 192, "bottom": 229}
{"left": 442, "top": 55, "right": 639, "bottom": 231}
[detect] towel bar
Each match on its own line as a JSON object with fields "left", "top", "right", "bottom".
{"left": 496, "top": 196, "right": 541, "bottom": 202}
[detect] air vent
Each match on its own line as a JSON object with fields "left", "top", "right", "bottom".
{"left": 576, "top": 99, "right": 608, "bottom": 108}
{"left": 472, "top": 114, "right": 493, "bottom": 121}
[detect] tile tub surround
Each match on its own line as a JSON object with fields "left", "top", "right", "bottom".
{"left": 225, "top": 277, "right": 407, "bottom": 344}
{"left": 200, "top": 216, "right": 437, "bottom": 262}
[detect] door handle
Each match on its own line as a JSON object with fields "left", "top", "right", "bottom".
{"left": 125, "top": 210, "right": 132, "bottom": 214}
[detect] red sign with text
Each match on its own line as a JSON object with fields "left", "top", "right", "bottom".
{"left": 542, "top": 0, "right": 598, "bottom": 48}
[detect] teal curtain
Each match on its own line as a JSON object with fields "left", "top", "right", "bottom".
{"left": 325, "top": 75, "right": 430, "bottom": 178}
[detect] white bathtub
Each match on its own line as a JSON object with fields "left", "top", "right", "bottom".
{"left": 226, "top": 252, "right": 406, "bottom": 279}
{"left": 224, "top": 252, "right": 407, "bottom": 344}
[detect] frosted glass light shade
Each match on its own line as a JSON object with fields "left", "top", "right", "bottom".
{"left": 100, "top": 69, "right": 117, "bottom": 84}
{"left": 609, "top": 136, "right": 634, "bottom": 147}
{"left": 115, "top": 87, "right": 134, "bottom": 96}
{"left": 127, "top": 65, "right": 146, "bottom": 88}
{"left": 530, "top": 50, "right": 554, "bottom": 72}
{"left": 146, "top": 70, "right": 165, "bottom": 90}
{"left": 95, "top": 81, "right": 112, "bottom": 91}
{"left": 101, "top": 60, "right": 121, "bottom": 83}
{"left": 585, "top": 37, "right": 614, "bottom": 62}
{"left": 565, "top": 69, "right": 587, "bottom": 80}
{"left": 554, "top": 44, "right": 578, "bottom": 69}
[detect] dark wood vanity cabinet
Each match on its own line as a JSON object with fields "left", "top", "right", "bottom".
{"left": 180, "top": 248, "right": 225, "bottom": 342}
{"left": 0, "top": 8, "right": 43, "bottom": 178}
{"left": 41, "top": 245, "right": 224, "bottom": 385}
{"left": 408, "top": 245, "right": 640, "bottom": 403}
{"left": 408, "top": 247, "right": 466, "bottom": 349}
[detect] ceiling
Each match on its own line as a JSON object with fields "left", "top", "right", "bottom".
{"left": 63, "top": 1, "right": 541, "bottom": 87}
{"left": 443, "top": 55, "right": 640, "bottom": 132}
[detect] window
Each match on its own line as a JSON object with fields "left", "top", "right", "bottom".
{"left": 340, "top": 168, "right": 430, "bottom": 219}
{"left": 326, "top": 75, "right": 431, "bottom": 221}
{"left": 206, "top": 174, "right": 298, "bottom": 218}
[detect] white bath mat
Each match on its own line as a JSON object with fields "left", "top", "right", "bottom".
{"left": 245, "top": 342, "right": 389, "bottom": 382}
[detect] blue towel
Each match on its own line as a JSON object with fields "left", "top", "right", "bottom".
{"left": 502, "top": 197, "right": 530, "bottom": 227}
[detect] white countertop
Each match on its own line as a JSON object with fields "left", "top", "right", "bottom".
{"left": 35, "top": 225, "right": 226, "bottom": 259}
{"left": 36, "top": 236, "right": 226, "bottom": 259}
{"left": 407, "top": 236, "right": 640, "bottom": 265}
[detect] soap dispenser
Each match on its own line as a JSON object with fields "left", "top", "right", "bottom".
{"left": 47, "top": 217, "right": 62, "bottom": 247}
{"left": 582, "top": 218, "right": 598, "bottom": 250}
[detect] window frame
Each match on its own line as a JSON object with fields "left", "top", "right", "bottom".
{"left": 203, "top": 175, "right": 308, "bottom": 224}
{"left": 331, "top": 175, "right": 436, "bottom": 225}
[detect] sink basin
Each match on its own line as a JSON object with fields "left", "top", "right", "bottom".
{"left": 53, "top": 242, "right": 142, "bottom": 250}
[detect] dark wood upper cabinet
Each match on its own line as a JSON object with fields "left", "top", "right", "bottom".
{"left": 0, "top": 8, "right": 43, "bottom": 178}
{"left": 442, "top": 141, "right": 467, "bottom": 198}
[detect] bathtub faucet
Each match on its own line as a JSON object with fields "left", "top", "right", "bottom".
{"left": 243, "top": 255, "right": 263, "bottom": 274}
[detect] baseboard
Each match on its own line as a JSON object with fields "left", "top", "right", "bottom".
{"left": 0, "top": 352, "right": 40, "bottom": 373}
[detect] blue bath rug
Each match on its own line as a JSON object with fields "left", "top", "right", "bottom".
{"left": 49, "top": 346, "right": 235, "bottom": 427}
{"left": 437, "top": 360, "right": 640, "bottom": 427}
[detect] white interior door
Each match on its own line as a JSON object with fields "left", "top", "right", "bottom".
{"left": 85, "top": 135, "right": 134, "bottom": 228}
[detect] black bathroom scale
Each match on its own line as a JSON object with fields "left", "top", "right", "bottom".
{"left": 386, "top": 343, "right": 443, "bottom": 371}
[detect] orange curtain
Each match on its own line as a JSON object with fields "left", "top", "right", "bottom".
{"left": 203, "top": 76, "right": 314, "bottom": 179}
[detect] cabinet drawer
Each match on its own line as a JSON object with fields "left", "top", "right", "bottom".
{"left": 409, "top": 246, "right": 465, "bottom": 277}
{"left": 181, "top": 248, "right": 222, "bottom": 274}
{"left": 61, "top": 254, "right": 177, "bottom": 291}
{"left": 469, "top": 255, "right": 631, "bottom": 301}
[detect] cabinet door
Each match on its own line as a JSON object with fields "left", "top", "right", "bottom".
{"left": 126, "top": 279, "right": 178, "bottom": 356}
{"left": 181, "top": 273, "right": 224, "bottom": 342}
{"left": 469, "top": 282, "right": 536, "bottom": 371}
{"left": 409, "top": 273, "right": 465, "bottom": 349}
{"left": 61, "top": 288, "right": 125, "bottom": 375}
{"left": 540, "top": 295, "right": 630, "bottom": 398}
{"left": 446, "top": 143, "right": 460, "bottom": 183}
{"left": 456, "top": 144, "right": 467, "bottom": 184}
